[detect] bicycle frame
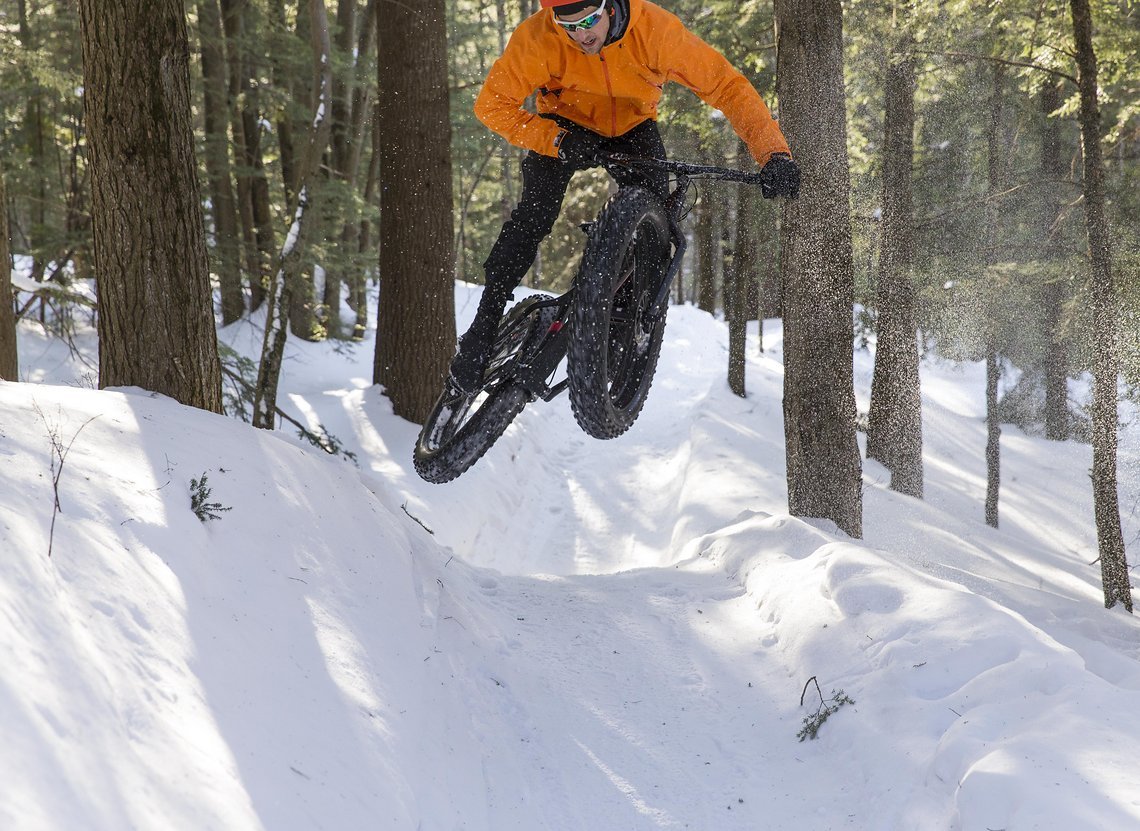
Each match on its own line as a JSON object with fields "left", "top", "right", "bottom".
{"left": 489, "top": 153, "right": 764, "bottom": 404}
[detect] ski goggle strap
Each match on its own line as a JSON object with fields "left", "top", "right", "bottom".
{"left": 553, "top": 0, "right": 607, "bottom": 32}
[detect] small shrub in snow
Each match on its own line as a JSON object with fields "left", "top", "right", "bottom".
{"left": 190, "top": 473, "right": 231, "bottom": 522}
{"left": 797, "top": 676, "right": 855, "bottom": 742}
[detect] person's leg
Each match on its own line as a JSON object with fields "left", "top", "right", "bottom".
{"left": 450, "top": 151, "right": 574, "bottom": 392}
{"left": 603, "top": 119, "right": 669, "bottom": 199}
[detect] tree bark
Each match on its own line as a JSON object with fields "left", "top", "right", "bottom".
{"left": 775, "top": 0, "right": 863, "bottom": 538}
{"left": 78, "top": 0, "right": 222, "bottom": 413}
{"left": 1069, "top": 0, "right": 1132, "bottom": 612}
{"left": 0, "top": 161, "right": 17, "bottom": 381}
{"left": 373, "top": 0, "right": 457, "bottom": 423}
{"left": 197, "top": 0, "right": 245, "bottom": 325}
{"left": 866, "top": 36, "right": 923, "bottom": 498}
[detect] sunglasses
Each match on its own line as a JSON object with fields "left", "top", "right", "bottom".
{"left": 554, "top": 0, "right": 607, "bottom": 33}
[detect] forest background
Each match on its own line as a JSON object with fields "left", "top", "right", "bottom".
{"left": 0, "top": 0, "right": 1137, "bottom": 590}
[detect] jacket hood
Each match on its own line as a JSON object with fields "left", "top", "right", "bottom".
{"left": 604, "top": 0, "right": 639, "bottom": 45}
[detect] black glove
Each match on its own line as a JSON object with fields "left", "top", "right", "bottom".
{"left": 759, "top": 153, "right": 800, "bottom": 199}
{"left": 556, "top": 127, "right": 604, "bottom": 167}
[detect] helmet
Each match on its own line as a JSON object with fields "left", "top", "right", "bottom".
{"left": 540, "top": 0, "right": 597, "bottom": 11}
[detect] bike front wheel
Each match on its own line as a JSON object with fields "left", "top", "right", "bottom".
{"left": 414, "top": 296, "right": 556, "bottom": 483}
{"left": 567, "top": 186, "right": 672, "bottom": 440}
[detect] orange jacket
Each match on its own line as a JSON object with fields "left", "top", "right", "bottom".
{"left": 474, "top": 0, "right": 791, "bottom": 166}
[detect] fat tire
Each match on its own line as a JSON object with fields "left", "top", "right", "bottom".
{"left": 567, "top": 186, "right": 671, "bottom": 439}
{"left": 413, "top": 296, "right": 553, "bottom": 483}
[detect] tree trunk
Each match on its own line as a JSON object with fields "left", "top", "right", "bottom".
{"left": 982, "top": 62, "right": 1006, "bottom": 528}
{"left": 695, "top": 195, "right": 717, "bottom": 314}
{"left": 269, "top": 0, "right": 298, "bottom": 209}
{"left": 323, "top": 0, "right": 378, "bottom": 340}
{"left": 0, "top": 161, "right": 17, "bottom": 381}
{"left": 220, "top": 0, "right": 271, "bottom": 311}
{"left": 985, "top": 348, "right": 1000, "bottom": 528}
{"left": 866, "top": 37, "right": 923, "bottom": 498}
{"left": 197, "top": 0, "right": 245, "bottom": 325}
{"left": 758, "top": 208, "right": 781, "bottom": 335}
{"left": 1069, "top": 0, "right": 1132, "bottom": 612}
{"left": 374, "top": 0, "right": 457, "bottom": 423}
{"left": 351, "top": 117, "right": 380, "bottom": 340}
{"left": 282, "top": 0, "right": 320, "bottom": 341}
{"left": 18, "top": 0, "right": 47, "bottom": 290}
{"left": 78, "top": 0, "right": 222, "bottom": 413}
{"left": 252, "top": 0, "right": 333, "bottom": 428}
{"left": 1040, "top": 81, "right": 1069, "bottom": 441}
{"left": 728, "top": 143, "right": 759, "bottom": 397}
{"left": 775, "top": 0, "right": 863, "bottom": 538}
{"left": 320, "top": 0, "right": 359, "bottom": 339}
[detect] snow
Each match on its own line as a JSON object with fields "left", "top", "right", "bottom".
{"left": 2, "top": 282, "right": 1139, "bottom": 830}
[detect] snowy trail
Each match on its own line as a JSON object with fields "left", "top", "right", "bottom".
{"left": 393, "top": 309, "right": 902, "bottom": 828}
{"left": 386, "top": 305, "right": 879, "bottom": 826}
{"left": 385, "top": 297, "right": 1140, "bottom": 830}
{"left": 426, "top": 547, "right": 873, "bottom": 831}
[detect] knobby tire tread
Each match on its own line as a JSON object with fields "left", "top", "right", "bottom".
{"left": 413, "top": 296, "right": 552, "bottom": 483}
{"left": 567, "top": 186, "right": 670, "bottom": 440}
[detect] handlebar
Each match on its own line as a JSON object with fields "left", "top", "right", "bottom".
{"left": 598, "top": 152, "right": 764, "bottom": 185}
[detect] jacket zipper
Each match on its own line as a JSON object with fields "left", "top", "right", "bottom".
{"left": 599, "top": 53, "right": 617, "bottom": 137}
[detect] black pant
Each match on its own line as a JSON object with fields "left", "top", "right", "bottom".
{"left": 471, "top": 118, "right": 669, "bottom": 331}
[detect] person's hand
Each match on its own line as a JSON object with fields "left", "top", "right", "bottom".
{"left": 759, "top": 153, "right": 800, "bottom": 199}
{"left": 557, "top": 127, "right": 604, "bottom": 166}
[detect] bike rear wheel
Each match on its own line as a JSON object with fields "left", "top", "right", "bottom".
{"left": 567, "top": 186, "right": 671, "bottom": 439}
{"left": 414, "top": 296, "right": 556, "bottom": 483}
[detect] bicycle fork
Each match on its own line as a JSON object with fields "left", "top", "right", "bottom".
{"left": 646, "top": 175, "right": 692, "bottom": 325}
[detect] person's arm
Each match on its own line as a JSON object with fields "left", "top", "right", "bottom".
{"left": 474, "top": 24, "right": 564, "bottom": 157}
{"left": 649, "top": 9, "right": 791, "bottom": 166}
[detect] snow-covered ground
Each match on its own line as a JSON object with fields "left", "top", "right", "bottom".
{"left": 2, "top": 282, "right": 1139, "bottom": 830}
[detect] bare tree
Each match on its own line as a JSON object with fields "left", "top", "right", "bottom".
{"left": 1069, "top": 0, "right": 1132, "bottom": 612}
{"left": 373, "top": 0, "right": 457, "bottom": 423}
{"left": 77, "top": 0, "right": 222, "bottom": 412}
{"left": 775, "top": 0, "right": 863, "bottom": 538}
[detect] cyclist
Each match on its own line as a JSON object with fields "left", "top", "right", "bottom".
{"left": 448, "top": 0, "right": 801, "bottom": 394}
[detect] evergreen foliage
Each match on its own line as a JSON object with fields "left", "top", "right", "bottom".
{"left": 189, "top": 473, "right": 231, "bottom": 522}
